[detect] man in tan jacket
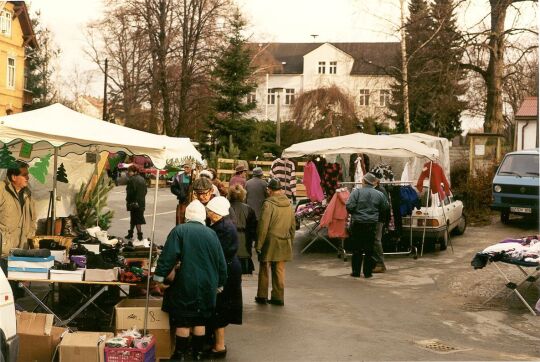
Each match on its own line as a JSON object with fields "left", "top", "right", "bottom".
{"left": 255, "top": 178, "right": 296, "bottom": 306}
{"left": 0, "top": 161, "right": 36, "bottom": 256}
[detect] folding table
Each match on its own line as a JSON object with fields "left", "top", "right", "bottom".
{"left": 481, "top": 258, "right": 540, "bottom": 316}
{"left": 9, "top": 278, "right": 135, "bottom": 327}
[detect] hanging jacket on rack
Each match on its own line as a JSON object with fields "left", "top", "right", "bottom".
{"left": 400, "top": 186, "right": 420, "bottom": 216}
{"left": 321, "top": 163, "right": 342, "bottom": 200}
{"left": 320, "top": 188, "right": 350, "bottom": 239}
{"left": 270, "top": 157, "right": 296, "bottom": 198}
{"left": 303, "top": 161, "right": 324, "bottom": 202}
{"left": 416, "top": 161, "right": 451, "bottom": 199}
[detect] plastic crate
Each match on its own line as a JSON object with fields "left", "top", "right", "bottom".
{"left": 104, "top": 336, "right": 156, "bottom": 362}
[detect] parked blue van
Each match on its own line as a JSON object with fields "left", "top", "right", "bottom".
{"left": 491, "top": 149, "right": 539, "bottom": 223}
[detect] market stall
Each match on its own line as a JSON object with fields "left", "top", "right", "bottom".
{"left": 0, "top": 103, "right": 201, "bottom": 359}
{"left": 282, "top": 132, "right": 442, "bottom": 257}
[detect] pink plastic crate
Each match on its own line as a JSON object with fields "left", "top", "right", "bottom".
{"left": 104, "top": 335, "right": 156, "bottom": 362}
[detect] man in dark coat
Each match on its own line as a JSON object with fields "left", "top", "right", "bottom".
{"left": 245, "top": 167, "right": 267, "bottom": 220}
{"left": 154, "top": 200, "right": 227, "bottom": 361}
{"left": 125, "top": 164, "right": 147, "bottom": 240}
{"left": 171, "top": 163, "right": 192, "bottom": 225}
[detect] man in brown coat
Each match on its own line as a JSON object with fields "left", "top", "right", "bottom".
{"left": 255, "top": 178, "right": 296, "bottom": 306}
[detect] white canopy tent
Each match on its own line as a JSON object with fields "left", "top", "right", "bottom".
{"left": 282, "top": 132, "right": 439, "bottom": 160}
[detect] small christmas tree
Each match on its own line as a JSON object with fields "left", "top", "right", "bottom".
{"left": 29, "top": 154, "right": 51, "bottom": 184}
{"left": 0, "top": 144, "right": 18, "bottom": 169}
{"left": 57, "top": 163, "right": 68, "bottom": 183}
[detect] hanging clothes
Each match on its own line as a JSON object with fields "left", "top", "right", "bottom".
{"left": 416, "top": 161, "right": 450, "bottom": 199}
{"left": 321, "top": 162, "right": 342, "bottom": 200}
{"left": 270, "top": 157, "right": 296, "bottom": 199}
{"left": 400, "top": 186, "right": 420, "bottom": 216}
{"left": 351, "top": 154, "right": 367, "bottom": 185}
{"left": 303, "top": 161, "right": 324, "bottom": 202}
{"left": 320, "top": 188, "right": 350, "bottom": 239}
{"left": 389, "top": 186, "right": 402, "bottom": 233}
{"left": 370, "top": 163, "right": 394, "bottom": 182}
{"left": 312, "top": 156, "right": 327, "bottom": 182}
{"left": 336, "top": 154, "right": 348, "bottom": 181}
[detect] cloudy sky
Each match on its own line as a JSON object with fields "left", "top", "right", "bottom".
{"left": 28, "top": 0, "right": 537, "bottom": 100}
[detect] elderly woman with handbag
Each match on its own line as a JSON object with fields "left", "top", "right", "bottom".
{"left": 125, "top": 164, "right": 147, "bottom": 240}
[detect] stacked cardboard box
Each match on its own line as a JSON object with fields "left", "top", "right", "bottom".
{"left": 16, "top": 312, "right": 67, "bottom": 362}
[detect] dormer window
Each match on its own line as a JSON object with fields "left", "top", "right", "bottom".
{"left": 329, "top": 61, "right": 337, "bottom": 74}
{"left": 318, "top": 61, "right": 326, "bottom": 74}
{"left": 0, "top": 11, "right": 12, "bottom": 37}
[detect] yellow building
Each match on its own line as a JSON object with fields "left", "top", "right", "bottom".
{"left": 0, "top": 1, "right": 36, "bottom": 115}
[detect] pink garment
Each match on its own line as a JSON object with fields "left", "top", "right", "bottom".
{"left": 229, "top": 174, "right": 246, "bottom": 188}
{"left": 303, "top": 161, "right": 324, "bottom": 202}
{"left": 320, "top": 189, "right": 350, "bottom": 238}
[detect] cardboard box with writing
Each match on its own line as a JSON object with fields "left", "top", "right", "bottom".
{"left": 59, "top": 331, "right": 113, "bottom": 362}
{"left": 16, "top": 312, "right": 66, "bottom": 362}
{"left": 115, "top": 299, "right": 169, "bottom": 330}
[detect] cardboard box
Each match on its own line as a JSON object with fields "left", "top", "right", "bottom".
{"left": 85, "top": 267, "right": 119, "bottom": 282}
{"left": 8, "top": 270, "right": 49, "bottom": 280}
{"left": 115, "top": 299, "right": 169, "bottom": 330}
{"left": 59, "top": 331, "right": 113, "bottom": 362}
{"left": 8, "top": 255, "right": 55, "bottom": 269}
{"left": 115, "top": 328, "right": 173, "bottom": 359}
{"left": 16, "top": 312, "right": 67, "bottom": 362}
{"left": 50, "top": 249, "right": 67, "bottom": 263}
{"left": 49, "top": 268, "right": 85, "bottom": 282}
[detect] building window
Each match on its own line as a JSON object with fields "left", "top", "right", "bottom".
{"left": 247, "top": 93, "right": 256, "bottom": 104}
{"left": 0, "top": 11, "right": 11, "bottom": 37}
{"left": 285, "top": 89, "right": 295, "bottom": 105}
{"left": 329, "top": 61, "right": 337, "bottom": 74}
{"left": 359, "top": 89, "right": 370, "bottom": 106}
{"left": 318, "top": 61, "right": 326, "bottom": 74}
{"left": 267, "top": 88, "right": 275, "bottom": 105}
{"left": 379, "top": 89, "right": 391, "bottom": 107}
{"left": 7, "top": 57, "right": 15, "bottom": 89}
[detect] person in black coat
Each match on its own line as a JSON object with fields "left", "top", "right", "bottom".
{"left": 171, "top": 163, "right": 192, "bottom": 224}
{"left": 125, "top": 164, "right": 147, "bottom": 240}
{"left": 206, "top": 196, "right": 243, "bottom": 359}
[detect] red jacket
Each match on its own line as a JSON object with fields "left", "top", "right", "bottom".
{"left": 416, "top": 161, "right": 451, "bottom": 199}
{"left": 320, "top": 189, "right": 350, "bottom": 238}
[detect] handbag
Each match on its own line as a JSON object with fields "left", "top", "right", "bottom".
{"left": 127, "top": 201, "right": 139, "bottom": 211}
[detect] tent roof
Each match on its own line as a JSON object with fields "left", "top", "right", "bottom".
{"left": 281, "top": 133, "right": 439, "bottom": 159}
{"left": 0, "top": 103, "right": 202, "bottom": 168}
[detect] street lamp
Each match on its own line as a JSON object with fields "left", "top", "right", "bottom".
{"left": 272, "top": 87, "right": 284, "bottom": 146}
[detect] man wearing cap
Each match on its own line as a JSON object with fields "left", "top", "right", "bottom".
{"left": 192, "top": 177, "right": 236, "bottom": 222}
{"left": 154, "top": 200, "right": 227, "bottom": 360}
{"left": 229, "top": 164, "right": 247, "bottom": 188}
{"left": 171, "top": 163, "right": 193, "bottom": 224}
{"left": 255, "top": 178, "right": 296, "bottom": 306}
{"left": 345, "top": 172, "right": 389, "bottom": 278}
{"left": 245, "top": 167, "right": 267, "bottom": 220}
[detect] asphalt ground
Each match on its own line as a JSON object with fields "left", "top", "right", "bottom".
{"left": 106, "top": 185, "right": 540, "bottom": 361}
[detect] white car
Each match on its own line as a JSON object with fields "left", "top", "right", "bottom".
{"left": 402, "top": 191, "right": 466, "bottom": 251}
{"left": 0, "top": 266, "right": 17, "bottom": 362}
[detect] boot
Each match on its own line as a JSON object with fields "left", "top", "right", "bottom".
{"left": 137, "top": 232, "right": 143, "bottom": 241}
{"left": 171, "top": 336, "right": 189, "bottom": 361}
{"left": 61, "top": 218, "right": 78, "bottom": 237}
{"left": 191, "top": 335, "right": 206, "bottom": 361}
{"left": 125, "top": 230, "right": 134, "bottom": 240}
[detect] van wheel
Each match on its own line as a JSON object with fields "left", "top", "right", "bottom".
{"left": 453, "top": 215, "right": 467, "bottom": 235}
{"left": 501, "top": 210, "right": 510, "bottom": 224}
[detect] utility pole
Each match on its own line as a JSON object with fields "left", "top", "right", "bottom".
{"left": 102, "top": 58, "right": 108, "bottom": 122}
{"left": 276, "top": 91, "right": 282, "bottom": 146}
{"left": 400, "top": 0, "right": 411, "bottom": 133}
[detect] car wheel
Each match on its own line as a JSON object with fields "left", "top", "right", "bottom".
{"left": 439, "top": 229, "right": 448, "bottom": 251}
{"left": 501, "top": 210, "right": 510, "bottom": 224}
{"left": 453, "top": 214, "right": 467, "bottom": 235}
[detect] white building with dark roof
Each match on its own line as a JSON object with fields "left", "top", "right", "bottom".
{"left": 248, "top": 42, "right": 400, "bottom": 129}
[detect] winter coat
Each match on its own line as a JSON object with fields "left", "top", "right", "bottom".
{"left": 155, "top": 221, "right": 227, "bottom": 320}
{"left": 346, "top": 185, "right": 389, "bottom": 223}
{"left": 416, "top": 161, "right": 451, "bottom": 199}
{"left": 245, "top": 177, "right": 267, "bottom": 220}
{"left": 229, "top": 174, "right": 246, "bottom": 189}
{"left": 126, "top": 174, "right": 147, "bottom": 209}
{"left": 230, "top": 201, "right": 257, "bottom": 258}
{"left": 320, "top": 189, "right": 350, "bottom": 238}
{"left": 209, "top": 216, "right": 243, "bottom": 326}
{"left": 171, "top": 172, "right": 192, "bottom": 203}
{"left": 256, "top": 194, "right": 295, "bottom": 262}
{"left": 303, "top": 161, "right": 324, "bottom": 202}
{"left": 0, "top": 180, "right": 36, "bottom": 255}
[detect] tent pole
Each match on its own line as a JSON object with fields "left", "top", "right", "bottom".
{"left": 51, "top": 147, "right": 58, "bottom": 235}
{"left": 420, "top": 161, "right": 433, "bottom": 257}
{"left": 95, "top": 149, "right": 100, "bottom": 227}
{"left": 144, "top": 167, "right": 160, "bottom": 336}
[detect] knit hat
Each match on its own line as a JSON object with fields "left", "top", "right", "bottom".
{"left": 363, "top": 172, "right": 378, "bottom": 186}
{"left": 252, "top": 167, "right": 263, "bottom": 177}
{"left": 206, "top": 196, "right": 230, "bottom": 216}
{"left": 199, "top": 170, "right": 214, "bottom": 180}
{"left": 192, "top": 177, "right": 213, "bottom": 192}
{"left": 185, "top": 200, "right": 206, "bottom": 224}
{"left": 267, "top": 177, "right": 282, "bottom": 191}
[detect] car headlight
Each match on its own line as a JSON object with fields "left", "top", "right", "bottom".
{"left": 494, "top": 185, "right": 502, "bottom": 193}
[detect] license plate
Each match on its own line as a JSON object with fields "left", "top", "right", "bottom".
{"left": 510, "top": 207, "right": 532, "bottom": 213}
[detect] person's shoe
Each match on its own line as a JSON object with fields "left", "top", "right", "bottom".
{"left": 254, "top": 297, "right": 268, "bottom": 304}
{"left": 268, "top": 299, "right": 284, "bottom": 306}
{"left": 364, "top": 274, "right": 373, "bottom": 279}
{"left": 170, "top": 351, "right": 187, "bottom": 361}
{"left": 350, "top": 273, "right": 360, "bottom": 277}
{"left": 125, "top": 230, "right": 134, "bottom": 240}
{"left": 372, "top": 265, "right": 386, "bottom": 273}
{"left": 137, "top": 232, "right": 144, "bottom": 241}
{"left": 208, "top": 347, "right": 227, "bottom": 359}
{"left": 192, "top": 350, "right": 205, "bottom": 361}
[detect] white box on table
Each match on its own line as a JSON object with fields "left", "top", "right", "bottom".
{"left": 49, "top": 268, "right": 85, "bottom": 282}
